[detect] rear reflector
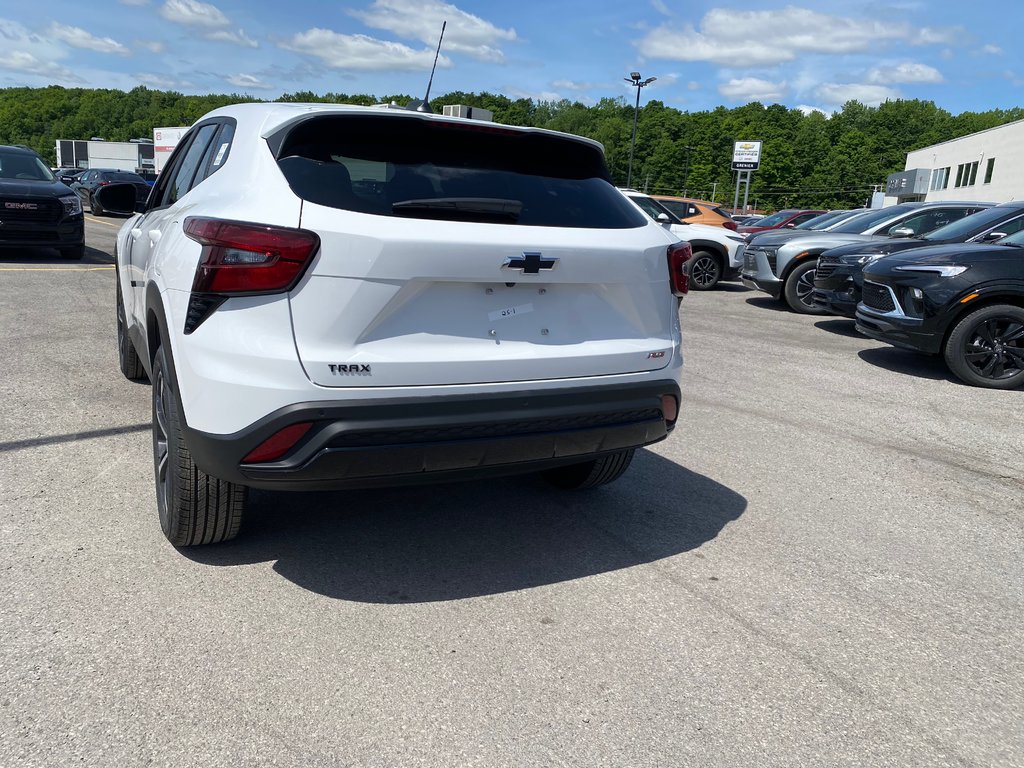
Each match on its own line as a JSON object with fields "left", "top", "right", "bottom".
{"left": 661, "top": 394, "right": 678, "bottom": 425}
{"left": 185, "top": 217, "right": 320, "bottom": 295}
{"left": 242, "top": 422, "right": 314, "bottom": 464}
{"left": 667, "top": 241, "right": 693, "bottom": 296}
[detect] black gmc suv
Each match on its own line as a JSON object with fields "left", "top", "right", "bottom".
{"left": 0, "top": 145, "right": 85, "bottom": 259}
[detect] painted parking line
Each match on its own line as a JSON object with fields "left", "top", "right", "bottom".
{"left": 84, "top": 215, "right": 123, "bottom": 228}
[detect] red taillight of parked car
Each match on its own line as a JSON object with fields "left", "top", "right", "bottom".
{"left": 667, "top": 241, "right": 693, "bottom": 297}
{"left": 184, "top": 217, "right": 320, "bottom": 295}
{"left": 722, "top": 220, "right": 738, "bottom": 231}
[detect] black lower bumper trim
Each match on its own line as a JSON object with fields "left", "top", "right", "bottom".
{"left": 812, "top": 288, "right": 858, "bottom": 318}
{"left": 855, "top": 310, "right": 936, "bottom": 353}
{"left": 183, "top": 380, "right": 681, "bottom": 490}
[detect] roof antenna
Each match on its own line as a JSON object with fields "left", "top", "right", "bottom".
{"left": 408, "top": 21, "right": 446, "bottom": 113}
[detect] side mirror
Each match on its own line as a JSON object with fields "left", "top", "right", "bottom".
{"left": 889, "top": 226, "right": 915, "bottom": 238}
{"left": 94, "top": 183, "right": 142, "bottom": 216}
{"left": 656, "top": 212, "right": 672, "bottom": 226}
{"left": 784, "top": 223, "right": 796, "bottom": 228}
{"left": 981, "top": 231, "right": 1007, "bottom": 242}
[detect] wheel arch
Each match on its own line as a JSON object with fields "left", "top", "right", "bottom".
{"left": 780, "top": 249, "right": 824, "bottom": 283}
{"left": 939, "top": 290, "right": 1024, "bottom": 351}
{"left": 686, "top": 239, "right": 727, "bottom": 263}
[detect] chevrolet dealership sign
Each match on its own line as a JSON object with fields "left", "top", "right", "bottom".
{"left": 732, "top": 141, "right": 762, "bottom": 171}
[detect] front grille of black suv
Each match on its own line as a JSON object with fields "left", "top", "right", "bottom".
{"left": 862, "top": 281, "right": 896, "bottom": 313}
{"left": 0, "top": 198, "right": 61, "bottom": 223}
{"left": 815, "top": 255, "right": 839, "bottom": 279}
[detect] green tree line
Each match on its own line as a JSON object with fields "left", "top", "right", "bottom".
{"left": 1, "top": 85, "right": 1020, "bottom": 211}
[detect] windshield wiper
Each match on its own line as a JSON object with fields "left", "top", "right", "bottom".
{"left": 392, "top": 197, "right": 522, "bottom": 222}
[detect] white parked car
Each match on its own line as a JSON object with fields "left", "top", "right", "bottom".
{"left": 105, "top": 102, "right": 688, "bottom": 546}
{"left": 620, "top": 190, "right": 747, "bottom": 289}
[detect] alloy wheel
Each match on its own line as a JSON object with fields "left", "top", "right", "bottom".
{"left": 691, "top": 256, "right": 720, "bottom": 289}
{"left": 795, "top": 268, "right": 816, "bottom": 307}
{"left": 962, "top": 317, "right": 1024, "bottom": 381}
{"left": 153, "top": 365, "right": 172, "bottom": 529}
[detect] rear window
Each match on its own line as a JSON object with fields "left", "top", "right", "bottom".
{"left": 272, "top": 115, "right": 646, "bottom": 229}
{"left": 104, "top": 172, "right": 146, "bottom": 183}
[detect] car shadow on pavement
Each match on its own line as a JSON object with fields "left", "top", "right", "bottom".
{"left": 813, "top": 318, "right": 863, "bottom": 338}
{"left": 857, "top": 347, "right": 956, "bottom": 382}
{"left": 710, "top": 282, "right": 750, "bottom": 293}
{"left": 182, "top": 449, "right": 746, "bottom": 603}
{"left": 744, "top": 296, "right": 788, "bottom": 312}
{"left": 0, "top": 246, "right": 113, "bottom": 265}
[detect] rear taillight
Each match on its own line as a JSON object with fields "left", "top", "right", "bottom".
{"left": 667, "top": 241, "right": 693, "bottom": 297}
{"left": 184, "top": 217, "right": 320, "bottom": 295}
{"left": 242, "top": 422, "right": 314, "bottom": 464}
{"left": 722, "top": 220, "right": 738, "bottom": 231}
{"left": 182, "top": 217, "right": 320, "bottom": 333}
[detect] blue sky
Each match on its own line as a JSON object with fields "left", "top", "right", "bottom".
{"left": 1, "top": 1, "right": 1019, "bottom": 115}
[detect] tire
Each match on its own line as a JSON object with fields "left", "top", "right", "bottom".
{"left": 116, "top": 281, "right": 146, "bottom": 381}
{"left": 943, "top": 304, "right": 1024, "bottom": 389}
{"left": 784, "top": 258, "right": 827, "bottom": 314}
{"left": 152, "top": 344, "right": 247, "bottom": 546}
{"left": 59, "top": 245, "right": 85, "bottom": 260}
{"left": 542, "top": 449, "right": 635, "bottom": 490}
{"left": 688, "top": 250, "right": 722, "bottom": 290}
{"left": 89, "top": 193, "right": 104, "bottom": 216}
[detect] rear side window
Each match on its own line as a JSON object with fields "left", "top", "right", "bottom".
{"left": 166, "top": 123, "right": 218, "bottom": 206}
{"left": 272, "top": 115, "right": 646, "bottom": 229}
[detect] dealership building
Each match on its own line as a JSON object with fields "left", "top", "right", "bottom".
{"left": 885, "top": 118, "right": 1024, "bottom": 205}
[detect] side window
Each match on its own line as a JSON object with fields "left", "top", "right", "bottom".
{"left": 196, "top": 122, "right": 235, "bottom": 185}
{"left": 891, "top": 208, "right": 970, "bottom": 235}
{"left": 151, "top": 131, "right": 197, "bottom": 209}
{"left": 166, "top": 124, "right": 218, "bottom": 205}
{"left": 687, "top": 204, "right": 700, "bottom": 218}
{"left": 790, "top": 213, "right": 817, "bottom": 226}
{"left": 993, "top": 216, "right": 1024, "bottom": 237}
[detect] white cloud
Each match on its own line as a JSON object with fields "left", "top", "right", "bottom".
{"left": 868, "top": 62, "right": 943, "bottom": 84}
{"left": 651, "top": 0, "right": 672, "bottom": 16}
{"left": 982, "top": 44, "right": 1002, "bottom": 55}
{"left": 505, "top": 86, "right": 562, "bottom": 103}
{"left": 797, "top": 104, "right": 828, "bottom": 116}
{"left": 281, "top": 29, "right": 450, "bottom": 72}
{"left": 227, "top": 73, "right": 274, "bottom": 90}
{"left": 48, "top": 23, "right": 131, "bottom": 55}
{"left": 158, "top": 0, "right": 257, "bottom": 47}
{"left": 636, "top": 7, "right": 960, "bottom": 67}
{"left": 552, "top": 79, "right": 596, "bottom": 91}
{"left": 719, "top": 77, "right": 786, "bottom": 102}
{"left": 207, "top": 29, "right": 257, "bottom": 48}
{"left": 687, "top": 80, "right": 700, "bottom": 91}
{"left": 136, "top": 72, "right": 193, "bottom": 89}
{"left": 159, "top": 0, "right": 228, "bottom": 28}
{"left": 136, "top": 40, "right": 166, "bottom": 54}
{"left": 816, "top": 82, "right": 899, "bottom": 106}
{"left": 0, "top": 19, "right": 82, "bottom": 83}
{"left": 120, "top": 0, "right": 149, "bottom": 5}
{"left": 350, "top": 0, "right": 516, "bottom": 63}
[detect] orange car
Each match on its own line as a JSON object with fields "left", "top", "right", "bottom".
{"left": 652, "top": 196, "right": 738, "bottom": 231}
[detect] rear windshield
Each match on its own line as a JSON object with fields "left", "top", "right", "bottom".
{"left": 751, "top": 210, "right": 798, "bottom": 228}
{"left": 272, "top": 115, "right": 646, "bottom": 229}
{"left": 103, "top": 172, "right": 146, "bottom": 183}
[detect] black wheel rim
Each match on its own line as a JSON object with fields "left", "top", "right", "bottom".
{"left": 962, "top": 317, "right": 1024, "bottom": 380}
{"left": 692, "top": 256, "right": 719, "bottom": 288}
{"left": 153, "top": 365, "right": 172, "bottom": 529}
{"left": 796, "top": 267, "right": 816, "bottom": 306}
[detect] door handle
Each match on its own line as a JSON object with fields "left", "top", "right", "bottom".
{"left": 148, "top": 230, "right": 162, "bottom": 245}
{"left": 131, "top": 228, "right": 143, "bottom": 239}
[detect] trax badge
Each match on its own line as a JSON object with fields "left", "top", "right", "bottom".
{"left": 329, "top": 364, "right": 371, "bottom": 374}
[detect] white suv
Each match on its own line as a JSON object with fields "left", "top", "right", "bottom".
{"left": 106, "top": 103, "right": 687, "bottom": 546}
{"left": 621, "top": 190, "right": 747, "bottom": 289}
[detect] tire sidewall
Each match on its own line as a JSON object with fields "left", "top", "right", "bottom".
{"left": 152, "top": 346, "right": 183, "bottom": 540}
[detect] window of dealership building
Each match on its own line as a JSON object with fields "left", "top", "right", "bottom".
{"left": 884, "top": 118, "right": 1024, "bottom": 205}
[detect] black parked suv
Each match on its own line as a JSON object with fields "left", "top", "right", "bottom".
{"left": 814, "top": 202, "right": 1024, "bottom": 317}
{"left": 856, "top": 231, "right": 1024, "bottom": 389}
{"left": 0, "top": 145, "right": 85, "bottom": 259}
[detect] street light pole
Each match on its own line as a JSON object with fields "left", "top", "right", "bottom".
{"left": 624, "top": 72, "right": 656, "bottom": 189}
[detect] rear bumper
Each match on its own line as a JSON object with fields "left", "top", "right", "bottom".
{"left": 183, "top": 380, "right": 681, "bottom": 490}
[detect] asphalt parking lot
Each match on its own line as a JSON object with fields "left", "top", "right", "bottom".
{"left": 1, "top": 216, "right": 1022, "bottom": 767}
